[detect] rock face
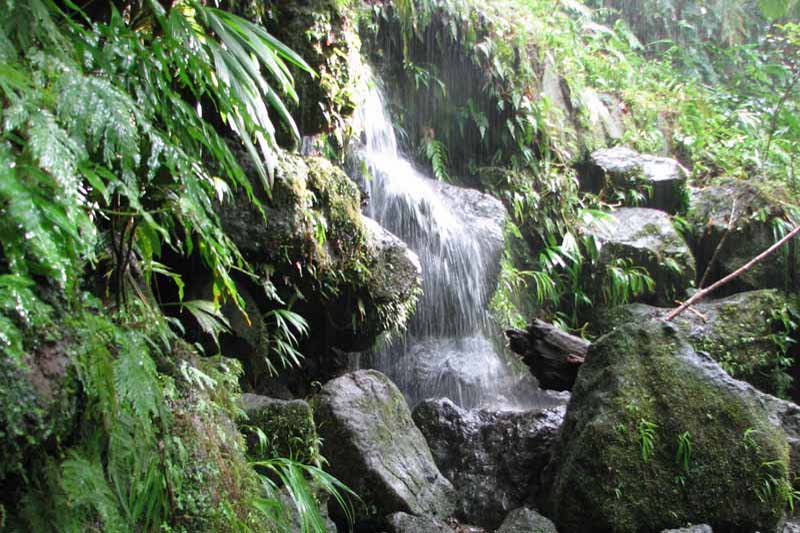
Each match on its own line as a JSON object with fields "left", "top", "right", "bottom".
{"left": 413, "top": 398, "right": 566, "bottom": 528}
{"left": 686, "top": 179, "right": 798, "bottom": 295}
{"left": 580, "top": 147, "right": 689, "bottom": 213}
{"left": 232, "top": 0, "right": 362, "bottom": 137}
{"left": 240, "top": 394, "right": 319, "bottom": 464}
{"left": 385, "top": 512, "right": 453, "bottom": 533}
{"left": 0, "top": 336, "right": 78, "bottom": 480}
{"left": 313, "top": 370, "right": 455, "bottom": 524}
{"left": 582, "top": 207, "right": 696, "bottom": 306}
{"left": 216, "top": 151, "right": 421, "bottom": 386}
{"left": 545, "top": 320, "right": 790, "bottom": 533}
{"left": 661, "top": 526, "right": 713, "bottom": 533}
{"left": 497, "top": 507, "right": 558, "bottom": 533}
{"left": 595, "top": 289, "right": 798, "bottom": 398}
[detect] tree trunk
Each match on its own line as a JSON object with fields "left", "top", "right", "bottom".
{"left": 506, "top": 319, "right": 589, "bottom": 391}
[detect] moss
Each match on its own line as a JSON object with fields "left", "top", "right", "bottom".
{"left": 595, "top": 290, "right": 798, "bottom": 398}
{"left": 546, "top": 321, "right": 790, "bottom": 533}
{"left": 0, "top": 331, "right": 78, "bottom": 480}
{"left": 168, "top": 355, "right": 271, "bottom": 533}
{"left": 242, "top": 395, "right": 321, "bottom": 466}
{"left": 231, "top": 0, "right": 363, "bottom": 140}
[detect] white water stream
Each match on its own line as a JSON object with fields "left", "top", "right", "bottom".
{"left": 349, "top": 78, "right": 551, "bottom": 410}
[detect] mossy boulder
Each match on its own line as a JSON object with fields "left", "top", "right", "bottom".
{"left": 686, "top": 178, "right": 800, "bottom": 296}
{"left": 168, "top": 355, "right": 272, "bottom": 532}
{"left": 240, "top": 393, "right": 320, "bottom": 465}
{"left": 545, "top": 320, "right": 791, "bottom": 533}
{"left": 218, "top": 150, "right": 421, "bottom": 362}
{"left": 578, "top": 146, "right": 689, "bottom": 214}
{"left": 313, "top": 370, "right": 455, "bottom": 525}
{"left": 581, "top": 207, "right": 696, "bottom": 306}
{"left": 594, "top": 290, "right": 798, "bottom": 398}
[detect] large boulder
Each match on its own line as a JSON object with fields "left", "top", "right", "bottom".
{"left": 545, "top": 320, "right": 791, "bottom": 533}
{"left": 412, "top": 398, "right": 566, "bottom": 528}
{"left": 313, "top": 370, "right": 455, "bottom": 524}
{"left": 686, "top": 178, "right": 799, "bottom": 296}
{"left": 497, "top": 507, "right": 558, "bottom": 533}
{"left": 579, "top": 147, "right": 689, "bottom": 213}
{"left": 582, "top": 207, "right": 696, "bottom": 306}
{"left": 217, "top": 151, "right": 421, "bottom": 379}
{"left": 595, "top": 289, "right": 798, "bottom": 398}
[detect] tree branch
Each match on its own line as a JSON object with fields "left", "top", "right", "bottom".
{"left": 666, "top": 222, "right": 800, "bottom": 321}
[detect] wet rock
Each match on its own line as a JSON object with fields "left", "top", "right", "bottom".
{"left": 384, "top": 334, "right": 542, "bottom": 410}
{"left": 661, "top": 526, "right": 712, "bottom": 533}
{"left": 413, "top": 398, "right": 566, "bottom": 528}
{"left": 686, "top": 178, "right": 799, "bottom": 296}
{"left": 595, "top": 289, "right": 798, "bottom": 398}
{"left": 580, "top": 146, "right": 689, "bottom": 213}
{"left": 545, "top": 320, "right": 790, "bottom": 533}
{"left": 385, "top": 512, "right": 453, "bottom": 533}
{"left": 497, "top": 507, "right": 558, "bottom": 533}
{"left": 217, "top": 150, "right": 421, "bottom": 380}
{"left": 314, "top": 370, "right": 455, "bottom": 523}
{"left": 240, "top": 394, "right": 318, "bottom": 464}
{"left": 581, "top": 207, "right": 696, "bottom": 306}
{"left": 360, "top": 216, "right": 423, "bottom": 346}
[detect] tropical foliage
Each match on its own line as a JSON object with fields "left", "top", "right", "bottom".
{"left": 0, "top": 0, "right": 351, "bottom": 530}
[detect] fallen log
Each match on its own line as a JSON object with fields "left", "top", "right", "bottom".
{"left": 506, "top": 319, "right": 589, "bottom": 391}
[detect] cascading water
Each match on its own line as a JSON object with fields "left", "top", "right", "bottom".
{"left": 349, "top": 77, "right": 552, "bottom": 410}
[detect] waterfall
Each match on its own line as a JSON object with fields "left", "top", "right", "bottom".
{"left": 349, "top": 77, "right": 550, "bottom": 411}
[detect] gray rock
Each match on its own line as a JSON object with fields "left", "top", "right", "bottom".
{"left": 314, "top": 370, "right": 455, "bottom": 523}
{"left": 497, "top": 507, "right": 558, "bottom": 533}
{"left": 362, "top": 215, "right": 423, "bottom": 336}
{"left": 686, "top": 179, "right": 798, "bottom": 295}
{"left": 784, "top": 520, "right": 800, "bottom": 532}
{"left": 413, "top": 398, "right": 566, "bottom": 528}
{"left": 582, "top": 146, "right": 689, "bottom": 213}
{"left": 582, "top": 207, "right": 696, "bottom": 306}
{"left": 545, "top": 320, "right": 790, "bottom": 533}
{"left": 594, "top": 289, "right": 797, "bottom": 398}
{"left": 661, "top": 525, "right": 712, "bottom": 533}
{"left": 385, "top": 512, "right": 453, "bottom": 533}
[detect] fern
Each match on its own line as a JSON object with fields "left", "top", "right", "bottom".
{"left": 252, "top": 457, "right": 357, "bottom": 533}
{"left": 423, "top": 137, "right": 452, "bottom": 182}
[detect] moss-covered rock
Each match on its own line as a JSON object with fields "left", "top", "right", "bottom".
{"left": 594, "top": 290, "right": 798, "bottom": 398}
{"left": 240, "top": 393, "right": 320, "bottom": 465}
{"left": 218, "top": 150, "right": 421, "bottom": 372}
{"left": 545, "top": 320, "right": 791, "bottom": 533}
{"left": 686, "top": 178, "right": 800, "bottom": 296}
{"left": 578, "top": 146, "right": 690, "bottom": 214}
{"left": 581, "top": 207, "right": 696, "bottom": 306}
{"left": 168, "top": 355, "right": 272, "bottom": 533}
{"left": 229, "top": 0, "right": 362, "bottom": 139}
{"left": 0, "top": 335, "right": 78, "bottom": 480}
